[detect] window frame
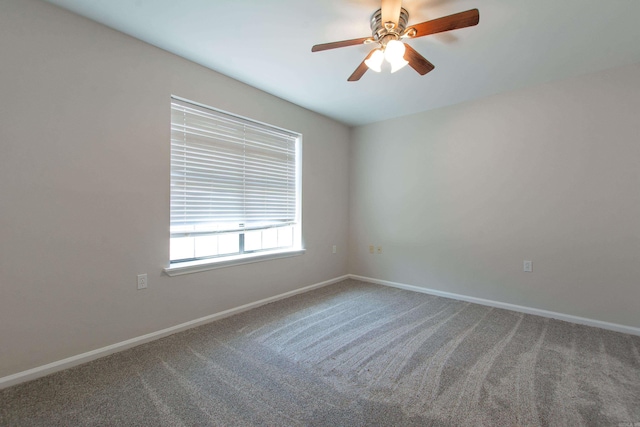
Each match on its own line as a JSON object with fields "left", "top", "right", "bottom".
{"left": 164, "top": 96, "right": 304, "bottom": 276}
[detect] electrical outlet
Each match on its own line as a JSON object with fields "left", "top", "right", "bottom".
{"left": 377, "top": 246, "right": 383, "bottom": 254}
{"left": 523, "top": 261, "right": 532, "bottom": 273}
{"left": 137, "top": 273, "right": 148, "bottom": 290}
{"left": 332, "top": 245, "right": 337, "bottom": 254}
{"left": 369, "top": 245, "right": 375, "bottom": 254}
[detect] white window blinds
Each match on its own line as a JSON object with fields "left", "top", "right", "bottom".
{"left": 170, "top": 98, "right": 300, "bottom": 236}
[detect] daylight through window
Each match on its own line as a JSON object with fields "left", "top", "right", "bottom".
{"left": 170, "top": 97, "right": 302, "bottom": 264}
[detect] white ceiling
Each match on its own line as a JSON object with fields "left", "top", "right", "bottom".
{"left": 43, "top": 0, "right": 640, "bottom": 126}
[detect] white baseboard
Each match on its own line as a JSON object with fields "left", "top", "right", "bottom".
{"left": 0, "top": 274, "right": 349, "bottom": 390}
{"left": 4, "top": 272, "right": 637, "bottom": 390}
{"left": 349, "top": 274, "right": 640, "bottom": 337}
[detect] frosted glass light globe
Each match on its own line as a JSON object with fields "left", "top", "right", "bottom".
{"left": 384, "top": 40, "right": 409, "bottom": 73}
{"left": 364, "top": 49, "right": 384, "bottom": 72}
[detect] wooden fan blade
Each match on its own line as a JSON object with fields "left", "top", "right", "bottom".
{"left": 403, "top": 44, "right": 435, "bottom": 75}
{"left": 381, "top": 0, "right": 402, "bottom": 25}
{"left": 312, "top": 37, "right": 371, "bottom": 52}
{"left": 348, "top": 50, "right": 376, "bottom": 82}
{"left": 409, "top": 9, "right": 479, "bottom": 38}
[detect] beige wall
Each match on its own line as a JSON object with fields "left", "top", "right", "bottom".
{"left": 0, "top": 0, "right": 350, "bottom": 377}
{"left": 349, "top": 62, "right": 640, "bottom": 329}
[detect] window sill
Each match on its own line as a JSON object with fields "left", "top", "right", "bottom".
{"left": 163, "top": 248, "right": 306, "bottom": 277}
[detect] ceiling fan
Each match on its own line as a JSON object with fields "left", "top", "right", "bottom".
{"left": 311, "top": 0, "right": 479, "bottom": 81}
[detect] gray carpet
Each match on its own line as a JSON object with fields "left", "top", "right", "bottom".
{"left": 1, "top": 279, "right": 639, "bottom": 426}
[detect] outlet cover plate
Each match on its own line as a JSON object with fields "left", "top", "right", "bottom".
{"left": 137, "top": 273, "right": 148, "bottom": 289}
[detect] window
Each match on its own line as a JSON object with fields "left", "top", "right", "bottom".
{"left": 167, "top": 97, "right": 302, "bottom": 273}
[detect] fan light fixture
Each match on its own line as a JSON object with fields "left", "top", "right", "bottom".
{"left": 384, "top": 40, "right": 408, "bottom": 73}
{"left": 365, "top": 40, "right": 408, "bottom": 73}
{"left": 364, "top": 49, "right": 384, "bottom": 72}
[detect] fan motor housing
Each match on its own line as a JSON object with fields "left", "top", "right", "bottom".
{"left": 370, "top": 7, "right": 409, "bottom": 45}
